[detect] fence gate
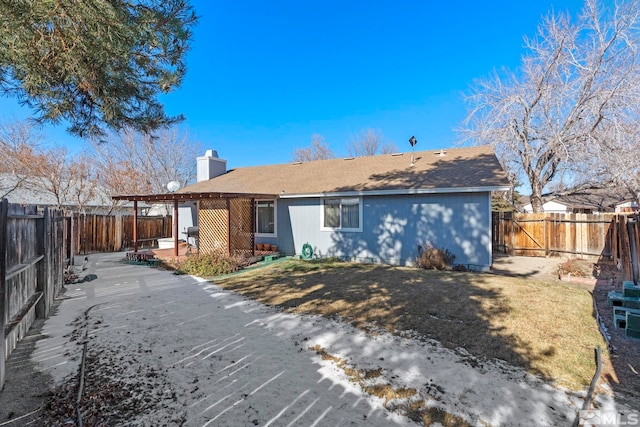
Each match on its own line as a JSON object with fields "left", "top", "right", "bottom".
{"left": 492, "top": 211, "right": 638, "bottom": 282}
{"left": 493, "top": 212, "right": 546, "bottom": 256}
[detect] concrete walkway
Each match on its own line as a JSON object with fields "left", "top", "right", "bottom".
{"left": 0, "top": 253, "right": 409, "bottom": 426}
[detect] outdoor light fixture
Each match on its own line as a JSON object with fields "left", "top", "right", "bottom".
{"left": 167, "top": 181, "right": 181, "bottom": 192}
{"left": 408, "top": 136, "right": 417, "bottom": 166}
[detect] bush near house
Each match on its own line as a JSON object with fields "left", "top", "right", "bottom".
{"left": 171, "top": 253, "right": 247, "bottom": 277}
{"left": 415, "top": 244, "right": 456, "bottom": 270}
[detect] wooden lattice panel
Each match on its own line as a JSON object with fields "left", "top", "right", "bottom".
{"left": 230, "top": 198, "right": 254, "bottom": 254}
{"left": 199, "top": 199, "right": 229, "bottom": 255}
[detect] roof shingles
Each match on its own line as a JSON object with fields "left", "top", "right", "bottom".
{"left": 179, "top": 146, "right": 509, "bottom": 197}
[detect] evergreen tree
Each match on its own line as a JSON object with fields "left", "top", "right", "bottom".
{"left": 0, "top": 0, "right": 197, "bottom": 138}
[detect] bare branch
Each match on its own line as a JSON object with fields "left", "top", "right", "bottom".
{"left": 89, "top": 126, "right": 202, "bottom": 208}
{"left": 347, "top": 129, "right": 397, "bottom": 157}
{"left": 460, "top": 0, "right": 640, "bottom": 212}
{"left": 292, "top": 134, "right": 335, "bottom": 162}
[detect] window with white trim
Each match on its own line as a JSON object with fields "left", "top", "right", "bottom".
{"left": 255, "top": 200, "right": 276, "bottom": 235}
{"left": 322, "top": 197, "right": 362, "bottom": 231}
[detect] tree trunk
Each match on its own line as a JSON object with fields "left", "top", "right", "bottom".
{"left": 529, "top": 184, "right": 544, "bottom": 213}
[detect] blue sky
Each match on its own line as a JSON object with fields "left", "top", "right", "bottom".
{"left": 1, "top": 0, "right": 589, "bottom": 168}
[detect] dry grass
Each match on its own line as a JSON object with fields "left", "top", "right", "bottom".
{"left": 363, "top": 384, "right": 417, "bottom": 402}
{"left": 307, "top": 345, "right": 453, "bottom": 423}
{"left": 216, "top": 258, "right": 607, "bottom": 389}
{"left": 405, "top": 400, "right": 473, "bottom": 427}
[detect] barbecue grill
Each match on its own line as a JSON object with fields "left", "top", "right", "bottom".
{"left": 186, "top": 226, "right": 199, "bottom": 253}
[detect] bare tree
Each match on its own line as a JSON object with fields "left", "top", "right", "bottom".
{"left": 461, "top": 0, "right": 640, "bottom": 212}
{"left": 67, "top": 153, "right": 103, "bottom": 213}
{"left": 0, "top": 120, "right": 44, "bottom": 198}
{"left": 0, "top": 120, "right": 104, "bottom": 209}
{"left": 347, "top": 128, "right": 397, "bottom": 157}
{"left": 587, "top": 122, "right": 640, "bottom": 207}
{"left": 90, "top": 127, "right": 202, "bottom": 204}
{"left": 292, "top": 134, "right": 335, "bottom": 162}
{"left": 29, "top": 146, "right": 75, "bottom": 209}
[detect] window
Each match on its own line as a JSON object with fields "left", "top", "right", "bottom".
{"left": 323, "top": 199, "right": 340, "bottom": 228}
{"left": 322, "top": 197, "right": 362, "bottom": 231}
{"left": 256, "top": 200, "right": 276, "bottom": 235}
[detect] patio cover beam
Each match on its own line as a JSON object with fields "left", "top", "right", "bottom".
{"left": 112, "top": 191, "right": 278, "bottom": 203}
{"left": 113, "top": 192, "right": 277, "bottom": 256}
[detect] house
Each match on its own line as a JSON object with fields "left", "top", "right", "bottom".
{"left": 0, "top": 173, "right": 122, "bottom": 214}
{"left": 521, "top": 198, "right": 572, "bottom": 214}
{"left": 171, "top": 146, "right": 510, "bottom": 271}
{"left": 615, "top": 200, "right": 639, "bottom": 213}
{"left": 521, "top": 190, "right": 639, "bottom": 214}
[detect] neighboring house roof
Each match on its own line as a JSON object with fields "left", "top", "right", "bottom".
{"left": 180, "top": 146, "right": 510, "bottom": 198}
{"left": 521, "top": 189, "right": 637, "bottom": 212}
{"left": 521, "top": 199, "right": 569, "bottom": 213}
{"left": 0, "top": 173, "right": 114, "bottom": 208}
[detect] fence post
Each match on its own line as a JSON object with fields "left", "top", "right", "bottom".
{"left": 55, "top": 210, "right": 65, "bottom": 293}
{"left": 0, "top": 199, "right": 8, "bottom": 390}
{"left": 115, "top": 214, "right": 122, "bottom": 252}
{"left": 510, "top": 212, "right": 515, "bottom": 255}
{"left": 632, "top": 214, "right": 639, "bottom": 283}
{"left": 544, "top": 215, "right": 549, "bottom": 257}
{"left": 619, "top": 215, "right": 633, "bottom": 281}
{"left": 36, "top": 208, "right": 51, "bottom": 318}
{"left": 612, "top": 215, "right": 618, "bottom": 263}
{"left": 69, "top": 213, "right": 75, "bottom": 265}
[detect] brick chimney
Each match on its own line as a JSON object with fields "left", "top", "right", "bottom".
{"left": 197, "top": 150, "right": 227, "bottom": 182}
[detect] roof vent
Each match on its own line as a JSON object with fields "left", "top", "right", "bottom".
{"left": 292, "top": 161, "right": 303, "bottom": 165}
{"left": 343, "top": 157, "right": 355, "bottom": 160}
{"left": 391, "top": 152, "right": 403, "bottom": 156}
{"left": 437, "top": 149, "right": 447, "bottom": 157}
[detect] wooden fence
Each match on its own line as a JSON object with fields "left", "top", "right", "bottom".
{"left": 1, "top": 200, "right": 65, "bottom": 390}
{"left": 1, "top": 208, "right": 170, "bottom": 390}
{"left": 493, "top": 212, "right": 640, "bottom": 282}
{"left": 66, "top": 213, "right": 172, "bottom": 257}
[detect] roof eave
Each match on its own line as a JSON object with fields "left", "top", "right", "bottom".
{"left": 279, "top": 185, "right": 511, "bottom": 199}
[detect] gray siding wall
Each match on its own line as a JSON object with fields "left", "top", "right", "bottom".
{"left": 267, "top": 192, "right": 492, "bottom": 270}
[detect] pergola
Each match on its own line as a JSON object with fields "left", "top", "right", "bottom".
{"left": 112, "top": 191, "right": 277, "bottom": 257}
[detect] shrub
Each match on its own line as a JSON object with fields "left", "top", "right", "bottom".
{"left": 174, "top": 253, "right": 246, "bottom": 277}
{"left": 557, "top": 258, "right": 591, "bottom": 278}
{"left": 416, "top": 244, "right": 456, "bottom": 270}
